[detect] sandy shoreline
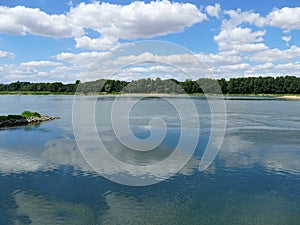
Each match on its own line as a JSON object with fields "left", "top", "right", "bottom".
{"left": 119, "top": 93, "right": 188, "bottom": 97}
{"left": 276, "top": 95, "right": 300, "bottom": 100}
{"left": 80, "top": 93, "right": 192, "bottom": 97}
{"left": 92, "top": 93, "right": 300, "bottom": 99}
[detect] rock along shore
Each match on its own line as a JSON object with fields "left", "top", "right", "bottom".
{"left": 0, "top": 115, "right": 60, "bottom": 128}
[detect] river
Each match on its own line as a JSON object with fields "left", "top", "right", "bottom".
{"left": 0, "top": 95, "right": 299, "bottom": 224}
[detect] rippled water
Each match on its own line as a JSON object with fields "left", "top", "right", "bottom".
{"left": 0, "top": 95, "right": 300, "bottom": 224}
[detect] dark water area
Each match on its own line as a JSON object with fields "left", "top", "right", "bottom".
{"left": 0, "top": 95, "right": 299, "bottom": 224}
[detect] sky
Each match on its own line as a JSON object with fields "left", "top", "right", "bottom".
{"left": 0, "top": 0, "right": 300, "bottom": 83}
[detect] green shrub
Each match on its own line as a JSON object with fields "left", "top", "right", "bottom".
{"left": 0, "top": 116, "right": 7, "bottom": 121}
{"left": 21, "top": 110, "right": 41, "bottom": 118}
{"left": 7, "top": 115, "right": 25, "bottom": 120}
{"left": 0, "top": 111, "right": 41, "bottom": 122}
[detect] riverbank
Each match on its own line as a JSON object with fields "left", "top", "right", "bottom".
{"left": 0, "top": 91, "right": 75, "bottom": 95}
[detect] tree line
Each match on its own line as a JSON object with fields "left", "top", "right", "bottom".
{"left": 1, "top": 76, "right": 300, "bottom": 94}
{"left": 0, "top": 81, "right": 79, "bottom": 93}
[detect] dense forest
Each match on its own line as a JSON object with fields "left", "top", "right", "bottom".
{"left": 1, "top": 76, "right": 300, "bottom": 95}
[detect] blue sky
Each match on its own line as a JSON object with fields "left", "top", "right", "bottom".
{"left": 0, "top": 0, "right": 300, "bottom": 83}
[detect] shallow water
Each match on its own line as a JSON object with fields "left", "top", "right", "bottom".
{"left": 0, "top": 95, "right": 300, "bottom": 224}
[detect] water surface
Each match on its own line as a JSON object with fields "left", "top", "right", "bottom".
{"left": 0, "top": 95, "right": 300, "bottom": 224}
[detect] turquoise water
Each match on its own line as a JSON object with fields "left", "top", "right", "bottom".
{"left": 0, "top": 95, "right": 300, "bottom": 224}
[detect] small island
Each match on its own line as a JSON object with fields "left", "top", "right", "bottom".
{"left": 0, "top": 110, "right": 60, "bottom": 128}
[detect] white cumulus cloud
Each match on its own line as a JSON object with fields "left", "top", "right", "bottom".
{"left": 206, "top": 4, "right": 221, "bottom": 18}
{"left": 0, "top": 1, "right": 206, "bottom": 50}
{"left": 0, "top": 5, "right": 83, "bottom": 37}
{"left": 268, "top": 7, "right": 300, "bottom": 31}
{"left": 69, "top": 1, "right": 206, "bottom": 49}
{"left": 0, "top": 50, "right": 15, "bottom": 58}
{"left": 20, "top": 61, "right": 62, "bottom": 67}
{"left": 214, "top": 27, "right": 267, "bottom": 52}
{"left": 55, "top": 51, "right": 112, "bottom": 64}
{"left": 282, "top": 35, "right": 291, "bottom": 42}
{"left": 222, "top": 8, "right": 267, "bottom": 29}
{"left": 247, "top": 45, "right": 300, "bottom": 62}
